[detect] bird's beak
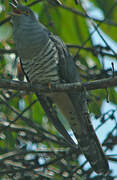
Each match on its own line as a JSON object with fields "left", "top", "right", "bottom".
{"left": 9, "top": 2, "right": 22, "bottom": 16}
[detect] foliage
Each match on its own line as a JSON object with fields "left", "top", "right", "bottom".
{"left": 0, "top": 0, "right": 117, "bottom": 179}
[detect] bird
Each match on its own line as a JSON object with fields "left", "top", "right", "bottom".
{"left": 10, "top": 2, "right": 109, "bottom": 174}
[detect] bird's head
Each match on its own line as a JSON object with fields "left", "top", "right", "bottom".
{"left": 10, "top": 1, "right": 49, "bottom": 60}
{"left": 10, "top": 2, "right": 38, "bottom": 25}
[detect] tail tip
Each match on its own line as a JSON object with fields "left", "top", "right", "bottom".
{"left": 95, "top": 164, "right": 110, "bottom": 175}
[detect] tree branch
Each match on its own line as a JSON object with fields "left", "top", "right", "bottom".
{"left": 67, "top": 44, "right": 117, "bottom": 58}
{"left": 1, "top": 45, "right": 116, "bottom": 59}
{"left": 0, "top": 76, "right": 117, "bottom": 93}
{"left": 59, "top": 4, "right": 117, "bottom": 26}
{"left": 0, "top": 149, "right": 67, "bottom": 161}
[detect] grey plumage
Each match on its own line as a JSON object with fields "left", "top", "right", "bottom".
{"left": 11, "top": 3, "right": 109, "bottom": 174}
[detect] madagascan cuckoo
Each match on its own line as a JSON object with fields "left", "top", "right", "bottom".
{"left": 10, "top": 2, "right": 109, "bottom": 174}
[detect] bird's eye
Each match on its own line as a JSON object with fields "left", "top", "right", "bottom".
{"left": 24, "top": 10, "right": 30, "bottom": 16}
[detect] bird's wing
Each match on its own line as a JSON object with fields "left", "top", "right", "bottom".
{"left": 48, "top": 34, "right": 109, "bottom": 174}
{"left": 19, "top": 59, "right": 76, "bottom": 148}
{"left": 36, "top": 94, "right": 77, "bottom": 148}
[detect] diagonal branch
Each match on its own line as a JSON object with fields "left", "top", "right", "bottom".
{"left": 59, "top": 4, "right": 117, "bottom": 26}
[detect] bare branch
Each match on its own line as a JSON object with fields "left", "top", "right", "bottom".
{"left": 67, "top": 44, "right": 116, "bottom": 58}
{"left": 0, "top": 77, "right": 117, "bottom": 93}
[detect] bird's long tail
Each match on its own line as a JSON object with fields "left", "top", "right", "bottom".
{"left": 51, "top": 92, "right": 109, "bottom": 174}
{"left": 75, "top": 113, "right": 109, "bottom": 174}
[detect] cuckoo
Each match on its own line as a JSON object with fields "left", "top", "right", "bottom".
{"left": 10, "top": 2, "right": 109, "bottom": 174}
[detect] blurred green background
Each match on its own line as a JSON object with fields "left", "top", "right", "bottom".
{"left": 0, "top": 0, "right": 117, "bottom": 179}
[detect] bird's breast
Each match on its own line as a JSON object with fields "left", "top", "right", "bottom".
{"left": 21, "top": 38, "right": 60, "bottom": 85}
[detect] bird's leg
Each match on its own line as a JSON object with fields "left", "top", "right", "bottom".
{"left": 17, "top": 58, "right": 24, "bottom": 81}
{"left": 48, "top": 82, "right": 52, "bottom": 89}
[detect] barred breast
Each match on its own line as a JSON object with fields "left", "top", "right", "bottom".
{"left": 13, "top": 17, "right": 60, "bottom": 85}
{"left": 21, "top": 38, "right": 60, "bottom": 85}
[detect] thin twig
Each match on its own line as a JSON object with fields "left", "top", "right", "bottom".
{"left": 74, "top": 1, "right": 117, "bottom": 60}
{"left": 67, "top": 44, "right": 116, "bottom": 58}
{"left": 59, "top": 4, "right": 117, "bottom": 26}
